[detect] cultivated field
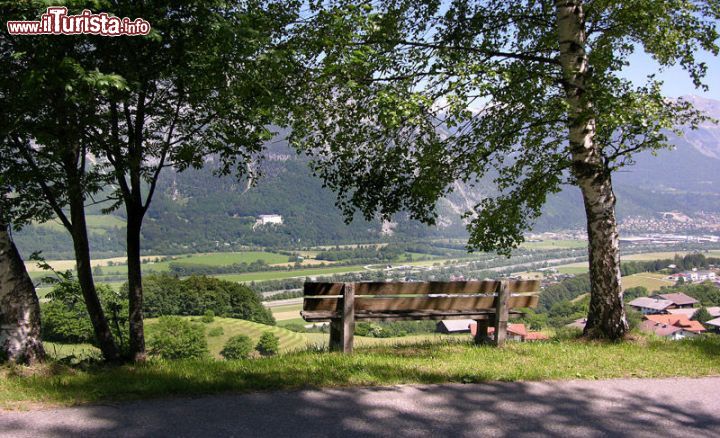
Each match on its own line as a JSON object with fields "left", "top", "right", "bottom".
{"left": 621, "top": 273, "right": 675, "bottom": 292}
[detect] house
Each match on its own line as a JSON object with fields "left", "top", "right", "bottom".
{"left": 705, "top": 317, "right": 720, "bottom": 333}
{"left": 651, "top": 292, "right": 699, "bottom": 309}
{"left": 707, "top": 307, "right": 720, "bottom": 318}
{"left": 436, "top": 319, "right": 474, "bottom": 334}
{"left": 565, "top": 318, "right": 587, "bottom": 330}
{"left": 668, "top": 271, "right": 717, "bottom": 282}
{"left": 639, "top": 314, "right": 706, "bottom": 340}
{"left": 628, "top": 297, "right": 674, "bottom": 315}
{"left": 469, "top": 323, "right": 548, "bottom": 342}
{"left": 256, "top": 214, "right": 283, "bottom": 225}
{"left": 667, "top": 308, "right": 699, "bottom": 319}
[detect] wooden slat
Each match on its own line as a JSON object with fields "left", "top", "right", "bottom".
{"left": 304, "top": 280, "right": 540, "bottom": 296}
{"left": 302, "top": 310, "right": 527, "bottom": 322}
{"left": 304, "top": 282, "right": 344, "bottom": 296}
{"left": 304, "top": 294, "right": 538, "bottom": 312}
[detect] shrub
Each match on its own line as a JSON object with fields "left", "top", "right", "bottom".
{"left": 553, "top": 326, "right": 583, "bottom": 341}
{"left": 255, "top": 332, "right": 280, "bottom": 356}
{"left": 201, "top": 310, "right": 215, "bottom": 324}
{"left": 220, "top": 335, "right": 253, "bottom": 360}
{"left": 207, "top": 326, "right": 224, "bottom": 337}
{"left": 149, "top": 317, "right": 208, "bottom": 360}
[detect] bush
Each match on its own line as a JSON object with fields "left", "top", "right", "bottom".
{"left": 149, "top": 317, "right": 208, "bottom": 360}
{"left": 207, "top": 326, "right": 224, "bottom": 337}
{"left": 141, "top": 274, "right": 275, "bottom": 325}
{"left": 255, "top": 332, "right": 280, "bottom": 356}
{"left": 220, "top": 335, "right": 253, "bottom": 360}
{"left": 201, "top": 310, "right": 215, "bottom": 324}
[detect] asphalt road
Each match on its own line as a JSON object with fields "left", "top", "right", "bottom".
{"left": 2, "top": 377, "right": 719, "bottom": 437}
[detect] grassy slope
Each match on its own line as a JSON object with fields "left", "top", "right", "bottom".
{"left": 621, "top": 273, "right": 675, "bottom": 292}
{"left": 144, "top": 317, "right": 327, "bottom": 357}
{"left": 3, "top": 336, "right": 719, "bottom": 409}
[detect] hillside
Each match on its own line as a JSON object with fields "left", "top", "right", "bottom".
{"left": 13, "top": 96, "right": 720, "bottom": 258}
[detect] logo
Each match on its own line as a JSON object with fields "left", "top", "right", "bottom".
{"left": 6, "top": 7, "right": 151, "bottom": 36}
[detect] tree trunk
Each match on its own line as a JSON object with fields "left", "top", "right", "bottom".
{"left": 126, "top": 211, "right": 146, "bottom": 362}
{"left": 67, "top": 187, "right": 121, "bottom": 361}
{"left": 0, "top": 223, "right": 45, "bottom": 364}
{"left": 555, "top": 0, "right": 628, "bottom": 339}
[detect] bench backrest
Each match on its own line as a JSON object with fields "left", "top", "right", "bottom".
{"left": 303, "top": 280, "right": 540, "bottom": 314}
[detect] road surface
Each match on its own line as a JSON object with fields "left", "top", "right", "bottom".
{"left": 2, "top": 377, "right": 719, "bottom": 437}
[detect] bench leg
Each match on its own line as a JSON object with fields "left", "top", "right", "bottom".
{"left": 329, "top": 283, "right": 355, "bottom": 353}
{"left": 329, "top": 318, "right": 343, "bottom": 352}
{"left": 494, "top": 281, "right": 509, "bottom": 347}
{"left": 474, "top": 319, "right": 489, "bottom": 345}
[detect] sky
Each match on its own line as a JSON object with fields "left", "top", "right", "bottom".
{"left": 622, "top": 49, "right": 719, "bottom": 100}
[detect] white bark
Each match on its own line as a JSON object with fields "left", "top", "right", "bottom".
{"left": 556, "top": 0, "right": 628, "bottom": 338}
{"left": 0, "top": 224, "right": 45, "bottom": 363}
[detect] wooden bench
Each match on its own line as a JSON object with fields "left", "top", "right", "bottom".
{"left": 301, "top": 280, "right": 540, "bottom": 353}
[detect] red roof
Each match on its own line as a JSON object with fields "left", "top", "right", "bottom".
{"left": 470, "top": 323, "right": 547, "bottom": 340}
{"left": 639, "top": 320, "right": 683, "bottom": 337}
{"left": 644, "top": 314, "right": 706, "bottom": 333}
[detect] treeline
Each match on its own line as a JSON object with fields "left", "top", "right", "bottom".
{"left": 538, "top": 274, "right": 591, "bottom": 312}
{"left": 42, "top": 274, "right": 275, "bottom": 346}
{"left": 141, "top": 274, "right": 275, "bottom": 324}
{"left": 621, "top": 253, "right": 720, "bottom": 276}
{"left": 168, "top": 260, "right": 273, "bottom": 276}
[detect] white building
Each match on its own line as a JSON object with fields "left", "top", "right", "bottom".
{"left": 256, "top": 214, "right": 283, "bottom": 225}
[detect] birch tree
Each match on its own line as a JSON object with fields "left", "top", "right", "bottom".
{"left": 289, "top": 0, "right": 718, "bottom": 339}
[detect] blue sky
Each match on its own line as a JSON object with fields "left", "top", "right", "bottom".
{"left": 623, "top": 49, "right": 719, "bottom": 100}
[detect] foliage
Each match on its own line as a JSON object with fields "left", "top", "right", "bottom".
{"left": 220, "top": 335, "right": 254, "bottom": 360}
{"left": 141, "top": 274, "right": 275, "bottom": 325}
{"left": 626, "top": 308, "right": 643, "bottom": 331}
{"left": 207, "top": 327, "right": 225, "bottom": 337}
{"left": 621, "top": 254, "right": 720, "bottom": 276}
{"left": 148, "top": 317, "right": 208, "bottom": 360}
{"left": 354, "top": 321, "right": 437, "bottom": 338}
{"left": 41, "top": 278, "right": 128, "bottom": 352}
{"left": 255, "top": 332, "right": 280, "bottom": 357}
{"left": 693, "top": 307, "right": 712, "bottom": 324}
{"left": 288, "top": 0, "right": 716, "bottom": 253}
{"left": 201, "top": 310, "right": 215, "bottom": 324}
{"left": 538, "top": 274, "right": 591, "bottom": 312}
{"left": 624, "top": 286, "right": 649, "bottom": 301}
{"left": 658, "top": 283, "right": 720, "bottom": 307}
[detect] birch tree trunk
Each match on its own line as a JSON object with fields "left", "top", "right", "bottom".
{"left": 555, "top": 0, "right": 628, "bottom": 339}
{"left": 0, "top": 223, "right": 45, "bottom": 364}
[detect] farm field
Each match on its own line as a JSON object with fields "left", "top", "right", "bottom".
{"left": 622, "top": 250, "right": 720, "bottom": 261}
{"left": 521, "top": 239, "right": 587, "bottom": 250}
{"left": 268, "top": 303, "right": 304, "bottom": 321}
{"left": 96, "top": 251, "right": 292, "bottom": 277}
{"left": 32, "top": 214, "right": 126, "bottom": 236}
{"left": 621, "top": 273, "right": 675, "bottom": 292}
{"left": 214, "top": 265, "right": 370, "bottom": 283}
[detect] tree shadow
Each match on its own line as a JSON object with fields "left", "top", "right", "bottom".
{"left": 2, "top": 375, "right": 719, "bottom": 437}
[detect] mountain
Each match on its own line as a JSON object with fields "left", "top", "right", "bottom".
{"left": 13, "top": 96, "right": 720, "bottom": 258}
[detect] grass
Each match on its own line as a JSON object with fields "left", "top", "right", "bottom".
{"left": 145, "top": 317, "right": 327, "bottom": 358}
{"left": 3, "top": 335, "right": 719, "bottom": 409}
{"left": 96, "top": 251, "right": 290, "bottom": 277}
{"left": 621, "top": 273, "right": 674, "bottom": 292}
{"left": 521, "top": 239, "right": 587, "bottom": 250}
{"left": 215, "top": 265, "right": 369, "bottom": 283}
{"left": 32, "top": 214, "right": 125, "bottom": 236}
